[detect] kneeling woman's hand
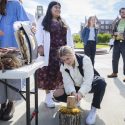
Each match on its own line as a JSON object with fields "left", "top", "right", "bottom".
{"left": 71, "top": 92, "right": 83, "bottom": 102}
{"left": 76, "top": 92, "right": 83, "bottom": 102}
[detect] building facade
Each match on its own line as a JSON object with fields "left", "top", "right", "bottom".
{"left": 98, "top": 19, "right": 113, "bottom": 33}
{"left": 35, "top": 5, "right": 43, "bottom": 20}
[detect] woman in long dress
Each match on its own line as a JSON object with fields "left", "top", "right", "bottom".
{"left": 35, "top": 1, "right": 74, "bottom": 108}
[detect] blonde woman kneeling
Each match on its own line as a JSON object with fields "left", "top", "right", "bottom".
{"left": 55, "top": 46, "right": 106, "bottom": 125}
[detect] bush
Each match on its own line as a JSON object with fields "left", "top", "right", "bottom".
{"left": 73, "top": 34, "right": 82, "bottom": 43}
{"left": 97, "top": 33, "right": 111, "bottom": 43}
{"left": 73, "top": 33, "right": 111, "bottom": 44}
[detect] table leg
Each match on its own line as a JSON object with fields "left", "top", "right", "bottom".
{"left": 34, "top": 71, "right": 38, "bottom": 125}
{"left": 26, "top": 77, "right": 31, "bottom": 125}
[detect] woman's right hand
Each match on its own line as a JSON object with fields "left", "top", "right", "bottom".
{"left": 38, "top": 45, "right": 44, "bottom": 56}
{"left": 0, "top": 31, "right": 4, "bottom": 36}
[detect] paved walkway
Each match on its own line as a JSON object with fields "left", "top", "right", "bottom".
{"left": 0, "top": 52, "right": 125, "bottom": 125}
{"left": 75, "top": 48, "right": 108, "bottom": 55}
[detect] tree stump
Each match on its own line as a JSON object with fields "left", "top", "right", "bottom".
{"left": 59, "top": 96, "right": 81, "bottom": 125}
{"left": 59, "top": 107, "right": 81, "bottom": 125}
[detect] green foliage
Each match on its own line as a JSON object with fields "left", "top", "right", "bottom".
{"left": 73, "top": 34, "right": 82, "bottom": 43}
{"left": 97, "top": 33, "right": 111, "bottom": 43}
{"left": 73, "top": 33, "right": 111, "bottom": 45}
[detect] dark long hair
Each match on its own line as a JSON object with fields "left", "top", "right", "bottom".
{"left": 42, "top": 1, "right": 67, "bottom": 32}
{"left": 0, "top": 0, "right": 7, "bottom": 15}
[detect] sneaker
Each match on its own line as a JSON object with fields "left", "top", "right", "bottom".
{"left": 86, "top": 106, "right": 96, "bottom": 125}
{"left": 45, "top": 93, "right": 55, "bottom": 108}
{"left": 107, "top": 73, "right": 117, "bottom": 78}
{"left": 2, "top": 101, "right": 15, "bottom": 121}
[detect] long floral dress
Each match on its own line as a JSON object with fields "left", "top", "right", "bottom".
{"left": 37, "top": 20, "right": 67, "bottom": 90}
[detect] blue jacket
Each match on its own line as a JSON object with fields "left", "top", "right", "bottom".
{"left": 0, "top": 1, "right": 29, "bottom": 48}
{"left": 81, "top": 27, "right": 98, "bottom": 45}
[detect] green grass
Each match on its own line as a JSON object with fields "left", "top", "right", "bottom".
{"left": 75, "top": 42, "right": 109, "bottom": 49}
{"left": 97, "top": 44, "right": 109, "bottom": 48}
{"left": 75, "top": 42, "right": 84, "bottom": 48}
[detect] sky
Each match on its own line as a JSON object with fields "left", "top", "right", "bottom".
{"left": 23, "top": 0, "right": 125, "bottom": 33}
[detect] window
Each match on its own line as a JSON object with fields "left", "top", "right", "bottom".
{"left": 101, "top": 25, "right": 104, "bottom": 29}
{"left": 101, "top": 20, "right": 104, "bottom": 24}
{"left": 105, "top": 25, "right": 109, "bottom": 29}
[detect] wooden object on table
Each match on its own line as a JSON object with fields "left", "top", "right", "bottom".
{"left": 67, "top": 96, "right": 76, "bottom": 108}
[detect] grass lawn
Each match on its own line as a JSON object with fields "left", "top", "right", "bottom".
{"left": 75, "top": 42, "right": 109, "bottom": 49}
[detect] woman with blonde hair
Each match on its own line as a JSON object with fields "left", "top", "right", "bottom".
{"left": 56, "top": 46, "right": 106, "bottom": 125}
{"left": 81, "top": 16, "right": 98, "bottom": 66}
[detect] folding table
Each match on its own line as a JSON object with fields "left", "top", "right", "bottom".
{"left": 0, "top": 61, "right": 45, "bottom": 125}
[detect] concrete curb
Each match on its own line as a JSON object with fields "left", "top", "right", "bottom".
{"left": 75, "top": 48, "right": 108, "bottom": 55}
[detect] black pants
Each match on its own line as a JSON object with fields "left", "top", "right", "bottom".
{"left": 54, "top": 78, "right": 106, "bottom": 109}
{"left": 112, "top": 40, "right": 125, "bottom": 75}
{"left": 109, "top": 45, "right": 113, "bottom": 52}
{"left": 84, "top": 40, "right": 96, "bottom": 66}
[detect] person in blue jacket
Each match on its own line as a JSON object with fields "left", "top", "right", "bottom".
{"left": 0, "top": 0, "right": 29, "bottom": 121}
{"left": 81, "top": 16, "right": 98, "bottom": 66}
{"left": 0, "top": 0, "right": 29, "bottom": 47}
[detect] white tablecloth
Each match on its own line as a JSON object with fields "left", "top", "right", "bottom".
{"left": 0, "top": 61, "right": 45, "bottom": 79}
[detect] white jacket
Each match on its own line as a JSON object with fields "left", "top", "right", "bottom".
{"left": 35, "top": 16, "right": 74, "bottom": 66}
{"left": 60, "top": 55, "right": 94, "bottom": 97}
